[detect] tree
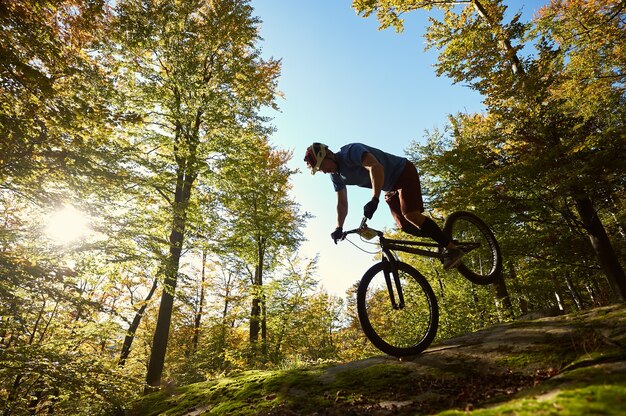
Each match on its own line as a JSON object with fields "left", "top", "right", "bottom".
{"left": 0, "top": 2, "right": 152, "bottom": 413}
{"left": 0, "top": 0, "right": 130, "bottom": 205}
{"left": 218, "top": 138, "right": 308, "bottom": 357}
{"left": 0, "top": 204, "right": 144, "bottom": 415}
{"left": 532, "top": 0, "right": 626, "bottom": 299}
{"left": 112, "top": 0, "right": 281, "bottom": 388}
{"left": 354, "top": 0, "right": 626, "bottom": 301}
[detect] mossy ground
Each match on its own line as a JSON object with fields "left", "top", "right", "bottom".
{"left": 129, "top": 304, "right": 626, "bottom": 415}
{"left": 440, "top": 362, "right": 626, "bottom": 416}
{"left": 129, "top": 367, "right": 332, "bottom": 415}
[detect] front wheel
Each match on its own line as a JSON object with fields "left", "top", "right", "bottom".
{"left": 443, "top": 211, "right": 502, "bottom": 285}
{"left": 357, "top": 261, "right": 439, "bottom": 357}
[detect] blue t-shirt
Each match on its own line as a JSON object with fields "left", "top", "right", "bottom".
{"left": 330, "top": 143, "right": 407, "bottom": 192}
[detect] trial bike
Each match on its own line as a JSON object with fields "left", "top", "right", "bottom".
{"left": 341, "top": 211, "right": 502, "bottom": 357}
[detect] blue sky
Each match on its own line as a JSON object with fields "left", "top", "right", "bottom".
{"left": 250, "top": 0, "right": 547, "bottom": 297}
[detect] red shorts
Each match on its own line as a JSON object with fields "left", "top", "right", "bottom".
{"left": 385, "top": 161, "right": 424, "bottom": 232}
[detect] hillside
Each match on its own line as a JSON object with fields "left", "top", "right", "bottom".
{"left": 130, "top": 304, "right": 626, "bottom": 415}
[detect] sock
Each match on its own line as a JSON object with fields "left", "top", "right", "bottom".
{"left": 420, "top": 217, "right": 450, "bottom": 247}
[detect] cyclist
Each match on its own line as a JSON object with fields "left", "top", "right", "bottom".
{"left": 304, "top": 142, "right": 464, "bottom": 269}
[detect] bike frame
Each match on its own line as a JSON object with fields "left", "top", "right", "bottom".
{"left": 345, "top": 221, "right": 481, "bottom": 311}
{"left": 384, "top": 236, "right": 443, "bottom": 259}
{"left": 378, "top": 236, "right": 442, "bottom": 311}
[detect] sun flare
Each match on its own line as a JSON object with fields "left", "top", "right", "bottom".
{"left": 45, "top": 206, "right": 90, "bottom": 244}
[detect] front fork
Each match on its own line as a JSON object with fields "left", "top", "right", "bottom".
{"left": 382, "top": 254, "right": 405, "bottom": 310}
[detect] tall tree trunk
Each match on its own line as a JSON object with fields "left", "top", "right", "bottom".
{"left": 211, "top": 271, "right": 234, "bottom": 363}
{"left": 145, "top": 161, "right": 196, "bottom": 390}
{"left": 220, "top": 271, "right": 232, "bottom": 350}
{"left": 435, "top": 269, "right": 445, "bottom": 301}
{"left": 249, "top": 237, "right": 265, "bottom": 347}
{"left": 574, "top": 194, "right": 626, "bottom": 301}
{"left": 249, "top": 271, "right": 261, "bottom": 344}
{"left": 470, "top": 286, "right": 484, "bottom": 327}
{"left": 190, "top": 250, "right": 207, "bottom": 355}
{"left": 119, "top": 278, "right": 158, "bottom": 366}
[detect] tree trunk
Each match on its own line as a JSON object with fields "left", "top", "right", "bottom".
{"left": 435, "top": 269, "right": 445, "bottom": 301}
{"left": 145, "top": 161, "right": 196, "bottom": 390}
{"left": 261, "top": 295, "right": 267, "bottom": 356}
{"left": 119, "top": 278, "right": 158, "bottom": 366}
{"left": 220, "top": 271, "right": 233, "bottom": 350}
{"left": 549, "top": 273, "right": 565, "bottom": 311}
{"left": 564, "top": 272, "right": 584, "bottom": 310}
{"left": 249, "top": 271, "right": 261, "bottom": 344}
{"left": 470, "top": 286, "right": 484, "bottom": 327}
{"left": 190, "top": 250, "right": 207, "bottom": 355}
{"left": 574, "top": 194, "right": 626, "bottom": 301}
{"left": 249, "top": 237, "right": 265, "bottom": 347}
{"left": 493, "top": 273, "right": 514, "bottom": 320}
{"left": 586, "top": 281, "right": 599, "bottom": 306}
{"left": 3, "top": 374, "right": 22, "bottom": 416}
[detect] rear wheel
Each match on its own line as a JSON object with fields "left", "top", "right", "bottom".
{"left": 357, "top": 261, "right": 438, "bottom": 357}
{"left": 443, "top": 211, "right": 502, "bottom": 285}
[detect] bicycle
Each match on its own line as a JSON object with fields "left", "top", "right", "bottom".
{"left": 340, "top": 211, "right": 502, "bottom": 357}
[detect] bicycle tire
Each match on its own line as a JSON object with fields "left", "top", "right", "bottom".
{"left": 443, "top": 211, "right": 502, "bottom": 285}
{"left": 357, "top": 261, "right": 439, "bottom": 357}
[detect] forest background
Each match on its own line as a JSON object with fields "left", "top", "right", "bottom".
{"left": 1, "top": 0, "right": 625, "bottom": 415}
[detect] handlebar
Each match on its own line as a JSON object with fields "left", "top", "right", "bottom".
{"left": 341, "top": 217, "right": 384, "bottom": 241}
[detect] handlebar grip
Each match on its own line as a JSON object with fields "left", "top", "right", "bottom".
{"left": 341, "top": 220, "right": 380, "bottom": 241}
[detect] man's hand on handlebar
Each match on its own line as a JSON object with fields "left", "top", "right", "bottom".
{"left": 332, "top": 218, "right": 371, "bottom": 244}
{"left": 331, "top": 227, "right": 343, "bottom": 244}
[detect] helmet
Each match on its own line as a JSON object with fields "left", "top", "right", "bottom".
{"left": 304, "top": 142, "right": 328, "bottom": 175}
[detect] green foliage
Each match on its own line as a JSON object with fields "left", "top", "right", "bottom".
{"left": 217, "top": 138, "right": 307, "bottom": 266}
{"left": 0, "top": 0, "right": 146, "bottom": 403}
{"left": 0, "top": 0, "right": 127, "bottom": 204}
{"left": 108, "top": 0, "right": 290, "bottom": 387}
{"left": 1, "top": 0, "right": 315, "bottom": 409}
{"left": 396, "top": 0, "right": 625, "bottom": 309}
{"left": 352, "top": 0, "right": 446, "bottom": 32}
{"left": 160, "top": 253, "right": 350, "bottom": 381}
{"left": 0, "top": 242, "right": 144, "bottom": 414}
